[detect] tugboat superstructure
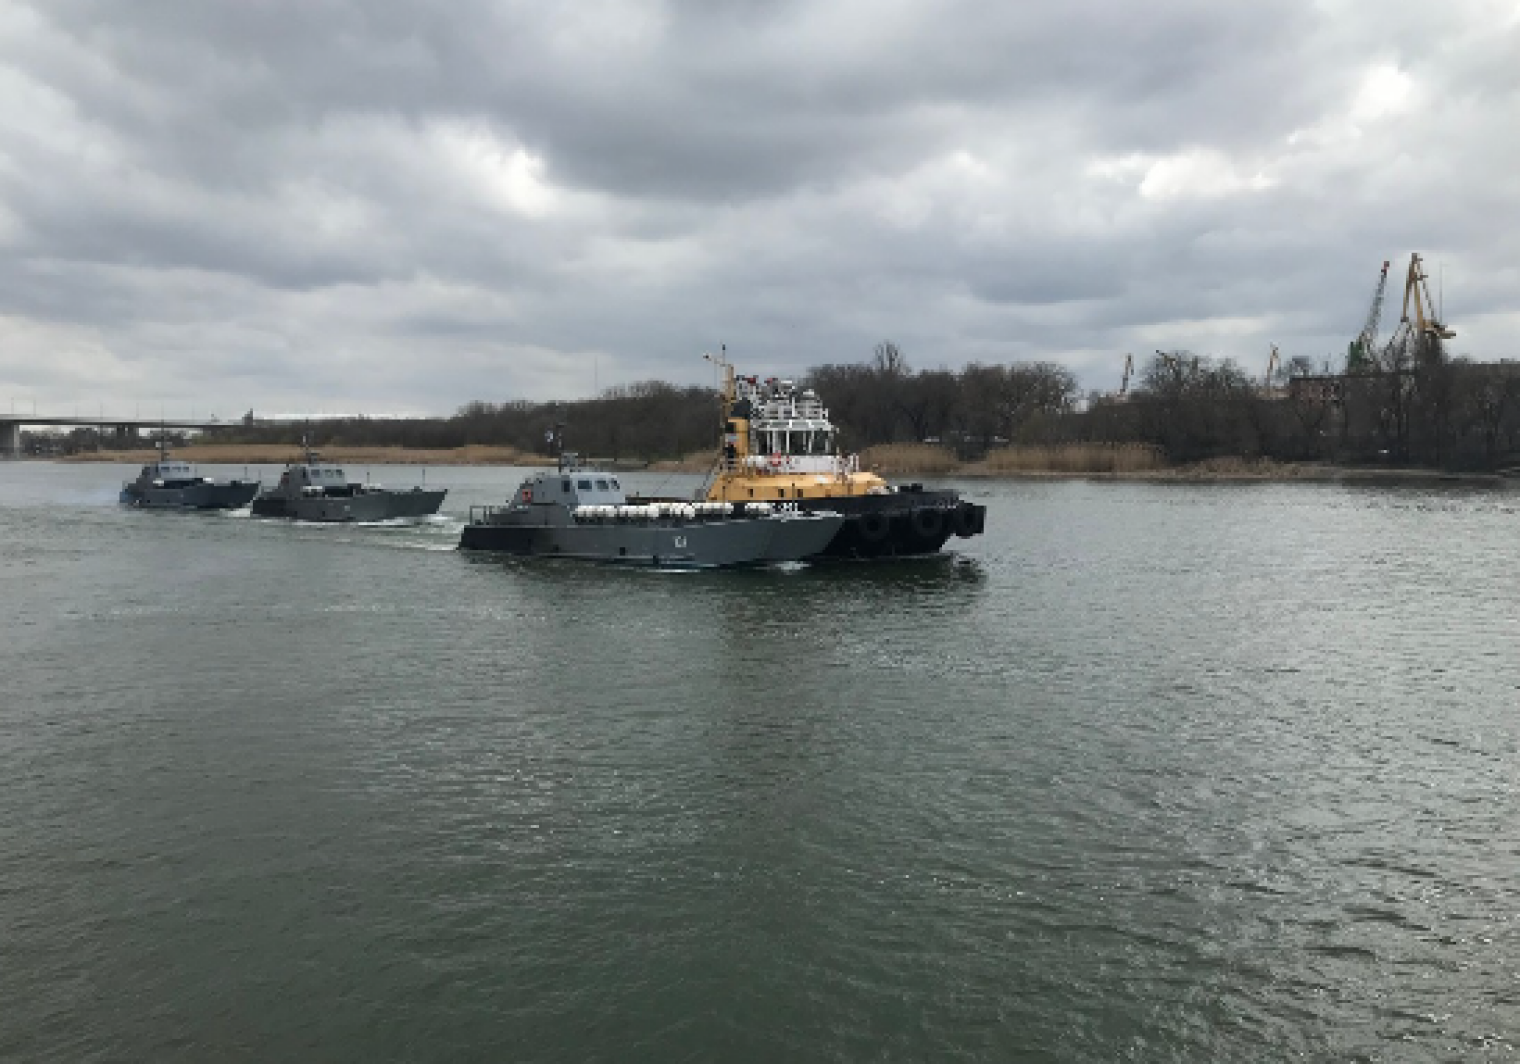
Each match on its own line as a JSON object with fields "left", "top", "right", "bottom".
{"left": 697, "top": 352, "right": 986, "bottom": 558}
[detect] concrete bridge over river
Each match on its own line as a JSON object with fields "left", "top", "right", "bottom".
{"left": 0, "top": 415, "right": 253, "bottom": 458}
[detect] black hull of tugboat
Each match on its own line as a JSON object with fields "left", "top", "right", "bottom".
{"left": 793, "top": 489, "right": 987, "bottom": 559}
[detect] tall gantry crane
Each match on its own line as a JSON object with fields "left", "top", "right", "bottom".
{"left": 1378, "top": 252, "right": 1455, "bottom": 371}
{"left": 1400, "top": 252, "right": 1455, "bottom": 341}
{"left": 1347, "top": 260, "right": 1390, "bottom": 373}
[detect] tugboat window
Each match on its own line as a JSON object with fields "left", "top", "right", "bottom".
{"left": 562, "top": 479, "right": 571, "bottom": 491}
{"left": 595, "top": 479, "right": 609, "bottom": 490}
{"left": 577, "top": 479, "right": 592, "bottom": 490}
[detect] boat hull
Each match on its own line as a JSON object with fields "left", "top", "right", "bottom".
{"left": 633, "top": 487, "right": 987, "bottom": 559}
{"left": 458, "top": 513, "right": 842, "bottom": 568}
{"left": 120, "top": 480, "right": 261, "bottom": 511}
{"left": 250, "top": 488, "right": 447, "bottom": 522}
{"left": 790, "top": 489, "right": 986, "bottom": 559}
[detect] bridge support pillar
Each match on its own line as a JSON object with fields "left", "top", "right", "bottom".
{"left": 0, "top": 420, "right": 19, "bottom": 459}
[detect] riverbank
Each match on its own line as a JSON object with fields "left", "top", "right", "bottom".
{"left": 58, "top": 443, "right": 534, "bottom": 466}
{"left": 45, "top": 441, "right": 1515, "bottom": 485}
{"left": 861, "top": 443, "right": 1515, "bottom": 485}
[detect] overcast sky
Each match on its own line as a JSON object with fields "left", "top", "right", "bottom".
{"left": 1, "top": 0, "right": 1516, "bottom": 419}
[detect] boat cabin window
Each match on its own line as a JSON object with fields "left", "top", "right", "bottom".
{"left": 304, "top": 466, "right": 349, "bottom": 487}
{"left": 577, "top": 479, "right": 592, "bottom": 490}
{"left": 595, "top": 479, "right": 609, "bottom": 490}
{"left": 562, "top": 479, "right": 571, "bottom": 491}
{"left": 609, "top": 478, "right": 620, "bottom": 490}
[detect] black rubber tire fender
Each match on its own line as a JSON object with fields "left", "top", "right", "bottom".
{"left": 910, "top": 506, "right": 945, "bottom": 540}
{"left": 951, "top": 503, "right": 978, "bottom": 538}
{"left": 857, "top": 511, "right": 891, "bottom": 543}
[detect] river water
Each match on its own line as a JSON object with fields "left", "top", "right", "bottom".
{"left": 2, "top": 461, "right": 1517, "bottom": 1061}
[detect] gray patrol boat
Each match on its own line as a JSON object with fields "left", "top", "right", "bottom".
{"left": 251, "top": 443, "right": 447, "bottom": 522}
{"left": 119, "top": 436, "right": 260, "bottom": 510}
{"left": 458, "top": 453, "right": 843, "bottom": 567}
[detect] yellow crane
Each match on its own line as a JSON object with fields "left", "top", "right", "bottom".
{"left": 1400, "top": 252, "right": 1455, "bottom": 341}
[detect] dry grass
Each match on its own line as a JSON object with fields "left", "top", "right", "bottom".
{"left": 645, "top": 450, "right": 715, "bottom": 473}
{"left": 859, "top": 443, "right": 961, "bottom": 475}
{"left": 61, "top": 443, "right": 533, "bottom": 465}
{"left": 1164, "top": 456, "right": 1332, "bottom": 479}
{"left": 978, "top": 442, "right": 1168, "bottom": 475}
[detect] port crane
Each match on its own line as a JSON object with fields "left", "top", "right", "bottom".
{"left": 1399, "top": 252, "right": 1454, "bottom": 342}
{"left": 1262, "top": 344, "right": 1282, "bottom": 397}
{"left": 1346, "top": 260, "right": 1390, "bottom": 373}
{"left": 1375, "top": 252, "right": 1455, "bottom": 370}
{"left": 1118, "top": 353, "right": 1133, "bottom": 397}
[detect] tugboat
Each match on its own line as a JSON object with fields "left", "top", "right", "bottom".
{"left": 675, "top": 351, "right": 986, "bottom": 559}
{"left": 119, "top": 434, "right": 260, "bottom": 510}
{"left": 250, "top": 441, "right": 447, "bottom": 522}
{"left": 459, "top": 452, "right": 843, "bottom": 568}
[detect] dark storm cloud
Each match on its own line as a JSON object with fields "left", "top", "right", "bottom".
{"left": 0, "top": 0, "right": 1516, "bottom": 415}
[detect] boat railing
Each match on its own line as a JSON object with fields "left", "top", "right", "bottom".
{"left": 470, "top": 504, "right": 511, "bottom": 524}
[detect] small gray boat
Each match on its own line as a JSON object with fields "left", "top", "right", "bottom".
{"left": 459, "top": 454, "right": 843, "bottom": 568}
{"left": 119, "top": 437, "right": 260, "bottom": 510}
{"left": 251, "top": 445, "right": 446, "bottom": 522}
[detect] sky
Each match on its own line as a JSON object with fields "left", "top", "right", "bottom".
{"left": 1, "top": 0, "right": 1517, "bottom": 420}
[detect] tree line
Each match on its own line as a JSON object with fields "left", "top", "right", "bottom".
{"left": 43, "top": 337, "right": 1520, "bottom": 471}
{"left": 811, "top": 339, "right": 1520, "bottom": 471}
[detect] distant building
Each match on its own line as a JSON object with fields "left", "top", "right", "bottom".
{"left": 1286, "top": 375, "right": 1346, "bottom": 404}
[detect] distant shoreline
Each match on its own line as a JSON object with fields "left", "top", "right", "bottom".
{"left": 41, "top": 443, "right": 1517, "bottom": 486}
{"left": 55, "top": 444, "right": 535, "bottom": 466}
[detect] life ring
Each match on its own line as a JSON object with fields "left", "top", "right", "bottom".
{"left": 857, "top": 511, "right": 891, "bottom": 543}
{"left": 951, "top": 503, "right": 979, "bottom": 538}
{"left": 910, "top": 507, "right": 944, "bottom": 540}
{"left": 522, "top": 489, "right": 533, "bottom": 504}
{"left": 769, "top": 453, "right": 784, "bottom": 468}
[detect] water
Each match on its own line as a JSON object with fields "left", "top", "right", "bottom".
{"left": 3, "top": 461, "right": 1518, "bottom": 1061}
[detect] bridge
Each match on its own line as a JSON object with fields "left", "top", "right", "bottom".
{"left": 0, "top": 415, "right": 248, "bottom": 458}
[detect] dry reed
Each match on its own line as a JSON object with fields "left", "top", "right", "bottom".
{"left": 979, "top": 442, "right": 1167, "bottom": 475}
{"left": 859, "top": 443, "right": 961, "bottom": 475}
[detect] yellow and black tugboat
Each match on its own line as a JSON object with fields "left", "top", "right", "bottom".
{"left": 690, "top": 351, "right": 986, "bottom": 559}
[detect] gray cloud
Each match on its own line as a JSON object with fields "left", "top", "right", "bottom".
{"left": 0, "top": 0, "right": 1516, "bottom": 417}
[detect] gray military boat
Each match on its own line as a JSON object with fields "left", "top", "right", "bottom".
{"left": 119, "top": 436, "right": 260, "bottom": 510}
{"left": 458, "top": 453, "right": 843, "bottom": 568}
{"left": 250, "top": 444, "right": 447, "bottom": 522}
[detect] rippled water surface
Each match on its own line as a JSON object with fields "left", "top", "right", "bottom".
{"left": 3, "top": 461, "right": 1518, "bottom": 1061}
